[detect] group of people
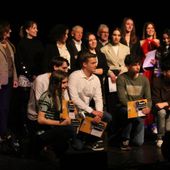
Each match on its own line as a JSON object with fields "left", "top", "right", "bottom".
{"left": 0, "top": 17, "right": 170, "bottom": 160}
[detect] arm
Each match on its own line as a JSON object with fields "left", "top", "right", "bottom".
{"left": 38, "top": 111, "right": 60, "bottom": 125}
{"left": 108, "top": 70, "right": 117, "bottom": 83}
{"left": 92, "top": 77, "right": 104, "bottom": 121}
{"left": 100, "top": 52, "right": 109, "bottom": 76}
{"left": 93, "top": 77, "right": 103, "bottom": 113}
{"left": 94, "top": 52, "right": 109, "bottom": 76}
{"left": 34, "top": 75, "right": 48, "bottom": 100}
{"left": 141, "top": 76, "right": 152, "bottom": 114}
{"left": 152, "top": 77, "right": 163, "bottom": 105}
{"left": 143, "top": 76, "right": 152, "bottom": 109}
{"left": 38, "top": 94, "right": 71, "bottom": 126}
{"left": 152, "top": 77, "right": 169, "bottom": 109}
{"left": 38, "top": 111, "right": 71, "bottom": 126}
{"left": 116, "top": 75, "right": 128, "bottom": 107}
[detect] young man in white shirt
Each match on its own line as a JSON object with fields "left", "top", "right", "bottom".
{"left": 68, "top": 51, "right": 112, "bottom": 150}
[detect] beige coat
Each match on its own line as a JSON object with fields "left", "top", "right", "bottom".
{"left": 101, "top": 43, "right": 130, "bottom": 74}
{"left": 0, "top": 41, "right": 18, "bottom": 85}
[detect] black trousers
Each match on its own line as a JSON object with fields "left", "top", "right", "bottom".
{"left": 0, "top": 78, "right": 13, "bottom": 137}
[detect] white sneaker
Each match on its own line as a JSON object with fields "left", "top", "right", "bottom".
{"left": 157, "top": 139, "right": 163, "bottom": 148}
{"left": 152, "top": 125, "right": 158, "bottom": 134}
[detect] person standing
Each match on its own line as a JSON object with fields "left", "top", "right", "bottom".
{"left": 16, "top": 20, "right": 44, "bottom": 136}
{"left": 0, "top": 20, "right": 18, "bottom": 141}
{"left": 120, "top": 17, "right": 141, "bottom": 57}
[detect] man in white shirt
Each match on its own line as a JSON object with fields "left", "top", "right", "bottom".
{"left": 68, "top": 51, "right": 112, "bottom": 150}
{"left": 69, "top": 51, "right": 103, "bottom": 121}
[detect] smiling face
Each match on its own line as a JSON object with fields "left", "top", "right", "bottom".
{"left": 61, "top": 77, "right": 68, "bottom": 92}
{"left": 146, "top": 24, "right": 155, "bottom": 38}
{"left": 125, "top": 19, "right": 134, "bottom": 33}
{"left": 26, "top": 23, "right": 38, "bottom": 39}
{"left": 72, "top": 26, "right": 83, "bottom": 42}
{"left": 88, "top": 34, "right": 97, "bottom": 50}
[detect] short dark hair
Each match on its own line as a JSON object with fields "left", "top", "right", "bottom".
{"left": 48, "top": 24, "right": 68, "bottom": 43}
{"left": 124, "top": 54, "right": 141, "bottom": 66}
{"left": 163, "top": 28, "right": 170, "bottom": 37}
{"left": 77, "top": 51, "right": 97, "bottom": 67}
{"left": 49, "top": 56, "right": 69, "bottom": 71}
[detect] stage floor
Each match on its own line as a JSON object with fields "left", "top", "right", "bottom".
{"left": 0, "top": 140, "right": 170, "bottom": 170}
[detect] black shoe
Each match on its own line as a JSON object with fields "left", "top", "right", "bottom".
{"left": 71, "top": 138, "right": 84, "bottom": 151}
{"left": 40, "top": 147, "right": 57, "bottom": 161}
{"left": 85, "top": 140, "right": 104, "bottom": 151}
{"left": 120, "top": 140, "right": 131, "bottom": 151}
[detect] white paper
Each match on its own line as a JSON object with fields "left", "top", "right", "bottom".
{"left": 91, "top": 129, "right": 103, "bottom": 137}
{"left": 108, "top": 77, "right": 117, "bottom": 92}
{"left": 143, "top": 50, "right": 156, "bottom": 68}
{"left": 69, "top": 112, "right": 75, "bottom": 119}
{"left": 137, "top": 110, "right": 145, "bottom": 117}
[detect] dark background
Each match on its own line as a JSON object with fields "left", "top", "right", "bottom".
{"left": 1, "top": 1, "right": 169, "bottom": 44}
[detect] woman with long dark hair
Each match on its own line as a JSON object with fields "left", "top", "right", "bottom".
{"left": 37, "top": 70, "right": 74, "bottom": 158}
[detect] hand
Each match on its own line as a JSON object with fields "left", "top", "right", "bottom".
{"left": 32, "top": 75, "right": 37, "bottom": 81}
{"left": 110, "top": 74, "right": 117, "bottom": 83}
{"left": 150, "top": 58, "right": 156, "bottom": 65}
{"left": 94, "top": 68, "right": 103, "bottom": 75}
{"left": 93, "top": 115, "right": 102, "bottom": 123}
{"left": 13, "top": 80, "right": 18, "bottom": 88}
{"left": 142, "top": 107, "right": 151, "bottom": 115}
{"left": 155, "top": 102, "right": 169, "bottom": 109}
{"left": 92, "top": 110, "right": 103, "bottom": 118}
{"left": 109, "top": 71, "right": 117, "bottom": 83}
{"left": 60, "top": 117, "right": 71, "bottom": 126}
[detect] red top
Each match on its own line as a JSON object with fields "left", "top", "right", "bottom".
{"left": 141, "top": 38, "right": 159, "bottom": 82}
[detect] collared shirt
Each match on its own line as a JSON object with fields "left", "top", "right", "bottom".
{"left": 73, "top": 39, "right": 82, "bottom": 52}
{"left": 57, "top": 43, "right": 71, "bottom": 67}
{"left": 68, "top": 70, "right": 103, "bottom": 113}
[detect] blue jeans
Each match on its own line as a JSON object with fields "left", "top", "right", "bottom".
{"left": 120, "top": 107, "right": 144, "bottom": 146}
{"left": 157, "top": 109, "right": 170, "bottom": 139}
{"left": 102, "top": 111, "right": 112, "bottom": 123}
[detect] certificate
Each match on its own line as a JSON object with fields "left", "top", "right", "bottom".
{"left": 127, "top": 99, "right": 147, "bottom": 118}
{"left": 108, "top": 77, "right": 117, "bottom": 92}
{"left": 143, "top": 50, "right": 156, "bottom": 68}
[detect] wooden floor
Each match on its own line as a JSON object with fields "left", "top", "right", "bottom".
{"left": 0, "top": 139, "right": 170, "bottom": 170}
